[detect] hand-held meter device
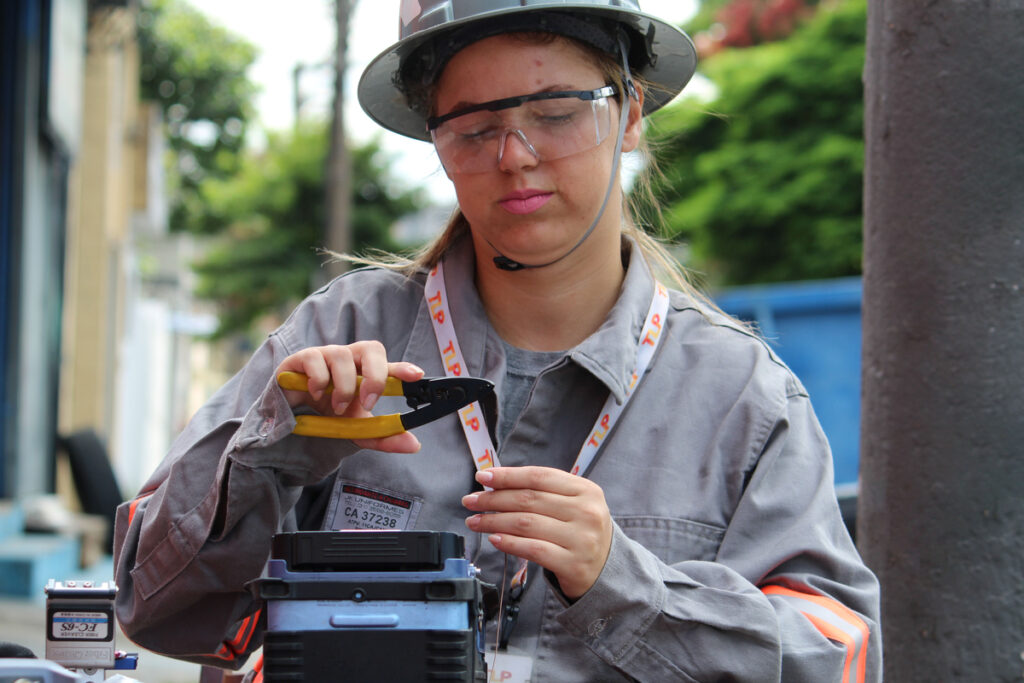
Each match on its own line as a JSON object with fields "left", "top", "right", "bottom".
{"left": 42, "top": 580, "right": 138, "bottom": 682}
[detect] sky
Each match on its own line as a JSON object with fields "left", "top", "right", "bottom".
{"left": 197, "top": 1, "right": 699, "bottom": 203}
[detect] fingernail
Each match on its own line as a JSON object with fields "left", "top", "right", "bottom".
{"left": 465, "top": 514, "right": 481, "bottom": 529}
{"left": 462, "top": 493, "right": 479, "bottom": 507}
{"left": 410, "top": 364, "right": 425, "bottom": 376}
{"left": 363, "top": 393, "right": 379, "bottom": 411}
{"left": 476, "top": 470, "right": 494, "bottom": 484}
{"left": 488, "top": 534, "right": 502, "bottom": 545}
{"left": 334, "top": 401, "right": 349, "bottom": 415}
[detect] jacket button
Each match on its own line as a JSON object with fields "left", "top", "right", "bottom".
{"left": 588, "top": 618, "right": 608, "bottom": 636}
{"left": 258, "top": 417, "right": 274, "bottom": 437}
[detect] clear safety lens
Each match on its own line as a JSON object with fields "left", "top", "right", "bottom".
{"left": 429, "top": 89, "right": 614, "bottom": 174}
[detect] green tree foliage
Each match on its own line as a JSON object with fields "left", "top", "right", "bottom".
{"left": 646, "top": 0, "right": 865, "bottom": 285}
{"left": 137, "top": 0, "right": 258, "bottom": 233}
{"left": 192, "top": 124, "right": 422, "bottom": 337}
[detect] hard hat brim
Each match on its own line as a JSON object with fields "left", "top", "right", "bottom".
{"left": 357, "top": 5, "right": 697, "bottom": 142}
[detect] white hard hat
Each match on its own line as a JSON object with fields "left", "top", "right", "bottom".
{"left": 358, "top": 0, "right": 698, "bottom": 141}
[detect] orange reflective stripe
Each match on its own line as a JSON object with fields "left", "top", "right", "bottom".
{"left": 803, "top": 612, "right": 858, "bottom": 683}
{"left": 209, "top": 609, "right": 263, "bottom": 663}
{"left": 762, "top": 584, "right": 869, "bottom": 683}
{"left": 212, "top": 644, "right": 232, "bottom": 662}
{"left": 251, "top": 653, "right": 264, "bottom": 683}
{"left": 228, "top": 615, "right": 250, "bottom": 648}
{"left": 126, "top": 492, "right": 154, "bottom": 526}
{"left": 230, "top": 609, "right": 261, "bottom": 652}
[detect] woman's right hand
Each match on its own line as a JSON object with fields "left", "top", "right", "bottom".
{"left": 275, "top": 341, "right": 425, "bottom": 453}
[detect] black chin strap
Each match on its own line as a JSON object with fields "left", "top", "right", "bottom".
{"left": 493, "top": 254, "right": 530, "bottom": 271}
{"left": 491, "top": 34, "right": 637, "bottom": 272}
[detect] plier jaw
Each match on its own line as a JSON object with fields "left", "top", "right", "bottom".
{"left": 277, "top": 372, "right": 494, "bottom": 440}
{"left": 397, "top": 376, "right": 492, "bottom": 431}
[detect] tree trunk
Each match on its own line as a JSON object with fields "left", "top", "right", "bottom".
{"left": 860, "top": 0, "right": 1024, "bottom": 679}
{"left": 323, "top": 0, "right": 353, "bottom": 283}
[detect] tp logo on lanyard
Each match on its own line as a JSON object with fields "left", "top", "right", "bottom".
{"left": 423, "top": 261, "right": 670, "bottom": 625}
{"left": 425, "top": 265, "right": 498, "bottom": 475}
{"left": 424, "top": 262, "right": 669, "bottom": 479}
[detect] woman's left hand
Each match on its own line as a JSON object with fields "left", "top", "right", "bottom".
{"left": 462, "top": 466, "right": 612, "bottom": 600}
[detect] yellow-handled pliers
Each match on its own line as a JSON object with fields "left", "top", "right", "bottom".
{"left": 277, "top": 371, "right": 494, "bottom": 440}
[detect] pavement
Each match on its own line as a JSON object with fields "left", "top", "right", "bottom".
{"left": 0, "top": 596, "right": 203, "bottom": 683}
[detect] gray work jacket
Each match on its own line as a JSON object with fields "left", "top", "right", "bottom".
{"left": 114, "top": 236, "right": 881, "bottom": 681}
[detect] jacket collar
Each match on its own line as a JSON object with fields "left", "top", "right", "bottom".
{"left": 570, "top": 237, "right": 657, "bottom": 403}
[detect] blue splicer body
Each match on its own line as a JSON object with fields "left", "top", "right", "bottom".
{"left": 257, "top": 531, "right": 486, "bottom": 682}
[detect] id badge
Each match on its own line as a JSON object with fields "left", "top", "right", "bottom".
{"left": 323, "top": 480, "right": 422, "bottom": 531}
{"left": 485, "top": 647, "right": 533, "bottom": 683}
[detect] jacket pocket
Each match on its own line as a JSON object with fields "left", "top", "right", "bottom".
{"left": 615, "top": 515, "right": 726, "bottom": 565}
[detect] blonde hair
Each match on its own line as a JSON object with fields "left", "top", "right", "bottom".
{"left": 340, "top": 32, "right": 721, "bottom": 313}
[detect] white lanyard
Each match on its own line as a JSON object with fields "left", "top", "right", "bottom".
{"left": 423, "top": 259, "right": 670, "bottom": 631}
{"left": 424, "top": 264, "right": 499, "bottom": 473}
{"left": 423, "top": 261, "right": 670, "bottom": 479}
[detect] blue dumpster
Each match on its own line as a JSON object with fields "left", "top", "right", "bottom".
{"left": 714, "top": 278, "right": 862, "bottom": 503}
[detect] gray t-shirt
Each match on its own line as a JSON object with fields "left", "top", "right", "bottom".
{"left": 498, "top": 339, "right": 564, "bottom": 447}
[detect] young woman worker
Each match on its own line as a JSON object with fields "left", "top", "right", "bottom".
{"left": 114, "top": 1, "right": 881, "bottom": 680}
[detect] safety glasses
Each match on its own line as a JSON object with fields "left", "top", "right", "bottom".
{"left": 427, "top": 85, "right": 617, "bottom": 174}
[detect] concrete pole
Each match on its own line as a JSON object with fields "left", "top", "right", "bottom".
{"left": 860, "top": 0, "right": 1024, "bottom": 679}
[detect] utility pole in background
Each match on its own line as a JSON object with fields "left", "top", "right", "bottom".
{"left": 324, "top": 0, "right": 355, "bottom": 282}
{"left": 860, "top": 0, "right": 1024, "bottom": 679}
